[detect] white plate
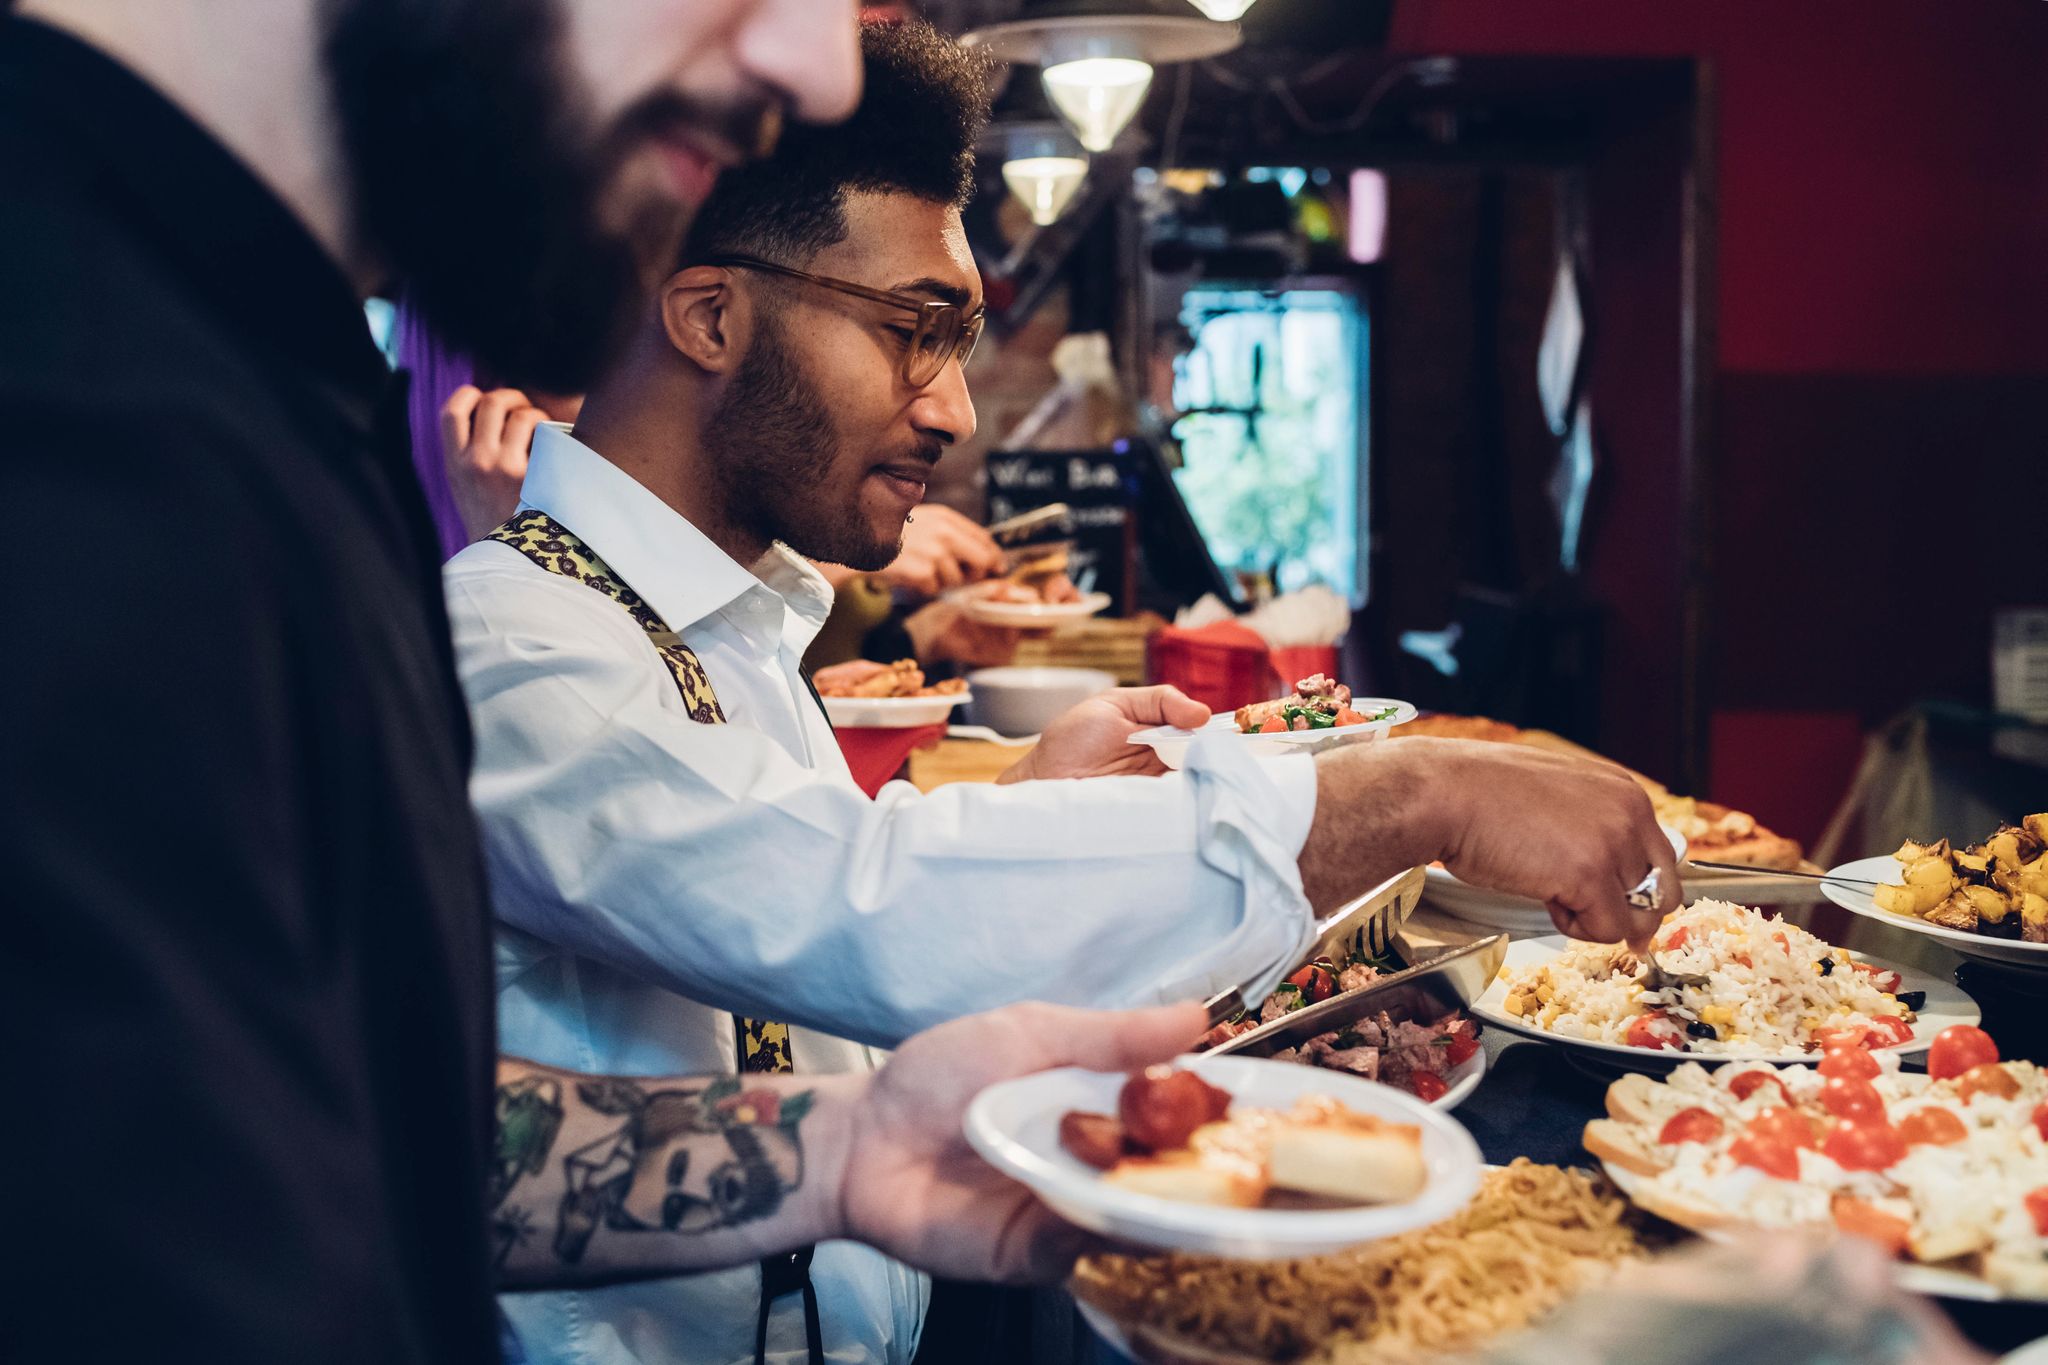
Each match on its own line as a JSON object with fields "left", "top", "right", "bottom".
{"left": 1423, "top": 824, "right": 1690, "bottom": 935}
{"left": 963, "top": 1054, "right": 1483, "bottom": 1259}
{"left": 2003, "top": 1337, "right": 2048, "bottom": 1364}
{"left": 1601, "top": 1163, "right": 2028, "bottom": 1304}
{"left": 1437, "top": 1045, "right": 1486, "bottom": 1109}
{"left": 1469, "top": 935, "right": 1979, "bottom": 1071}
{"left": 1129, "top": 701, "right": 1418, "bottom": 772}
{"left": 950, "top": 589, "right": 1111, "bottom": 629}
{"left": 1823, "top": 855, "right": 2048, "bottom": 969}
{"left": 820, "top": 690, "right": 969, "bottom": 729}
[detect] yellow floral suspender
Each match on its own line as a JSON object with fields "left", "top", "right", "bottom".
{"left": 486, "top": 510, "right": 793, "bottom": 1075}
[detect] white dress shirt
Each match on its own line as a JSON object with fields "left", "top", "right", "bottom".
{"left": 446, "top": 425, "right": 1321, "bottom": 1365}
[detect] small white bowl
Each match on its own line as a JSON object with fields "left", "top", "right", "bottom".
{"left": 820, "top": 690, "right": 969, "bottom": 729}
{"left": 964, "top": 1054, "right": 1483, "bottom": 1259}
{"left": 964, "top": 666, "right": 1117, "bottom": 737}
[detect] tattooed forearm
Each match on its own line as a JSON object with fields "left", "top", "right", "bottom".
{"left": 492, "top": 1059, "right": 849, "bottom": 1289}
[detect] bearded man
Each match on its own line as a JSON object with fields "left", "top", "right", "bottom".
{"left": 445, "top": 20, "right": 1683, "bottom": 1365}
{"left": 3, "top": 4, "right": 1233, "bottom": 1363}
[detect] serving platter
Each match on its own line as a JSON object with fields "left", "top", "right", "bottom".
{"left": 1600, "top": 1162, "right": 2033, "bottom": 1304}
{"left": 1129, "top": 701, "right": 1417, "bottom": 772}
{"left": 964, "top": 1054, "right": 1483, "bottom": 1260}
{"left": 950, "top": 588, "right": 1111, "bottom": 628}
{"left": 1420, "top": 824, "right": 1690, "bottom": 936}
{"left": 1822, "top": 855, "right": 2048, "bottom": 969}
{"left": 1469, "top": 935, "right": 1980, "bottom": 1072}
{"left": 820, "top": 689, "right": 969, "bottom": 729}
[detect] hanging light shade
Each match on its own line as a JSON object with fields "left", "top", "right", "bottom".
{"left": 996, "top": 122, "right": 1091, "bottom": 226}
{"left": 1184, "top": 0, "right": 1259, "bottom": 19}
{"left": 962, "top": 0, "right": 1240, "bottom": 153}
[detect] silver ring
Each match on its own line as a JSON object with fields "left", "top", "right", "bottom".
{"left": 1625, "top": 867, "right": 1663, "bottom": 911}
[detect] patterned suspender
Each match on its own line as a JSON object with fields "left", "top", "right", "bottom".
{"left": 485, "top": 510, "right": 794, "bottom": 1076}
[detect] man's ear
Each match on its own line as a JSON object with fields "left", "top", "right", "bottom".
{"left": 660, "top": 266, "right": 744, "bottom": 375}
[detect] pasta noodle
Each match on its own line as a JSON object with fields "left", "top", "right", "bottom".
{"left": 1072, "top": 1161, "right": 1655, "bottom": 1364}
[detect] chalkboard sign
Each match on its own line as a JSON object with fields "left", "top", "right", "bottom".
{"left": 985, "top": 446, "right": 1138, "bottom": 612}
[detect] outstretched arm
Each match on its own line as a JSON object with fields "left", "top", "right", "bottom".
{"left": 492, "top": 1000, "right": 1207, "bottom": 1290}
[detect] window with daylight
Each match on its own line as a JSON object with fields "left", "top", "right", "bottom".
{"left": 1169, "top": 286, "right": 1366, "bottom": 601}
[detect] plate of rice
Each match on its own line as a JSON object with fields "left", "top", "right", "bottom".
{"left": 1469, "top": 900, "right": 1978, "bottom": 1069}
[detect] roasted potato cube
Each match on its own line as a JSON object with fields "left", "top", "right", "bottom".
{"left": 1990, "top": 824, "right": 2046, "bottom": 868}
{"left": 1925, "top": 894, "right": 1979, "bottom": 932}
{"left": 2020, "top": 858, "right": 2048, "bottom": 900}
{"left": 2024, "top": 813, "right": 2048, "bottom": 844}
{"left": 2022, "top": 892, "right": 2048, "bottom": 944}
{"left": 1874, "top": 883, "right": 1923, "bottom": 917}
{"left": 1961, "top": 885, "right": 2011, "bottom": 924}
{"left": 1898, "top": 838, "right": 1951, "bottom": 863}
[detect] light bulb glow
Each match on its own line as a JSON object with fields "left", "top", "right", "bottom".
{"left": 1042, "top": 57, "right": 1153, "bottom": 153}
{"left": 1186, "top": 0, "right": 1258, "bottom": 18}
{"left": 1003, "top": 155, "right": 1089, "bottom": 226}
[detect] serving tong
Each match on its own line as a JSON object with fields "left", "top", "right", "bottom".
{"left": 1207, "top": 935, "right": 1509, "bottom": 1059}
{"left": 1201, "top": 868, "right": 1424, "bottom": 1029}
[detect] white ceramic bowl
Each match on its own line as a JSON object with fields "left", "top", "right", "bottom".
{"left": 820, "top": 690, "right": 969, "bottom": 729}
{"left": 964, "top": 666, "right": 1117, "bottom": 737}
{"left": 964, "top": 1054, "right": 1484, "bottom": 1259}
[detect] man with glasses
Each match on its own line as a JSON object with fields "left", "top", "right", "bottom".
{"left": 445, "top": 19, "right": 1680, "bottom": 1365}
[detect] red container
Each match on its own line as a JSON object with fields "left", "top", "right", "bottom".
{"left": 1148, "top": 622, "right": 1276, "bottom": 715}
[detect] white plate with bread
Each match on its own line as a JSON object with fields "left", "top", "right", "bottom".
{"left": 963, "top": 1055, "right": 1482, "bottom": 1259}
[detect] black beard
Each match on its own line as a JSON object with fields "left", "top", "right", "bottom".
{"left": 705, "top": 318, "right": 921, "bottom": 572}
{"left": 324, "top": 0, "right": 683, "bottom": 393}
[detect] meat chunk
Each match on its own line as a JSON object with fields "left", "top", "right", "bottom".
{"left": 1336, "top": 963, "right": 1380, "bottom": 994}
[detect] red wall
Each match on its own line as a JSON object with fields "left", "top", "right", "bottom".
{"left": 1389, "top": 0, "right": 2048, "bottom": 843}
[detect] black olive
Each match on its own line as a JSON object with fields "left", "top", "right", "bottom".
{"left": 1817, "top": 958, "right": 1834, "bottom": 976}
{"left": 1896, "top": 990, "right": 1926, "bottom": 1011}
{"left": 1685, "top": 1020, "right": 1718, "bottom": 1039}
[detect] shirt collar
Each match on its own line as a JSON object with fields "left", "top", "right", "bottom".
{"left": 519, "top": 424, "right": 835, "bottom": 635}
{"left": 0, "top": 18, "right": 394, "bottom": 434}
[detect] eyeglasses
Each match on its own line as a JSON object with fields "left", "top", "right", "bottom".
{"left": 709, "top": 254, "right": 985, "bottom": 390}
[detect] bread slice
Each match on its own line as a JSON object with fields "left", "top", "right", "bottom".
{"left": 1981, "top": 1250, "right": 2048, "bottom": 1299}
{"left": 1908, "top": 1219, "right": 1994, "bottom": 1265}
{"left": 1102, "top": 1151, "right": 1265, "bottom": 1208}
{"left": 1604, "top": 1074, "right": 1669, "bottom": 1125}
{"left": 1582, "top": 1118, "right": 1670, "bottom": 1178}
{"left": 1266, "top": 1121, "right": 1425, "bottom": 1204}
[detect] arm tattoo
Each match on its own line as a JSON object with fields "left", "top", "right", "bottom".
{"left": 492, "top": 1074, "right": 815, "bottom": 1268}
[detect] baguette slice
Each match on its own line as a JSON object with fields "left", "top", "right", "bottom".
{"left": 1266, "top": 1121, "right": 1425, "bottom": 1204}
{"left": 1604, "top": 1073, "right": 1670, "bottom": 1125}
{"left": 1618, "top": 1179, "right": 1742, "bottom": 1235}
{"left": 1581, "top": 1118, "right": 1675, "bottom": 1178}
{"left": 1909, "top": 1218, "right": 1995, "bottom": 1265}
{"left": 1981, "top": 1250, "right": 2048, "bottom": 1299}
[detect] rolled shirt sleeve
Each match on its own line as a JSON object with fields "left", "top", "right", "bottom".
{"left": 449, "top": 565, "right": 1318, "bottom": 1048}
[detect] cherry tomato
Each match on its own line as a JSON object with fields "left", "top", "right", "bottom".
{"left": 1661, "top": 926, "right": 1690, "bottom": 952}
{"left": 1659, "top": 1107, "right": 1725, "bottom": 1145}
{"left": 1816, "top": 1026, "right": 1871, "bottom": 1053}
{"left": 1955, "top": 1063, "right": 2020, "bottom": 1104}
{"left": 1285, "top": 964, "right": 1337, "bottom": 1004}
{"left": 1869, "top": 1016, "right": 1915, "bottom": 1049}
{"left": 1626, "top": 1013, "right": 1680, "bottom": 1051}
{"left": 1742, "top": 1106, "right": 1820, "bottom": 1153}
{"left": 1333, "top": 708, "right": 1366, "bottom": 727}
{"left": 1832, "top": 1197, "right": 1912, "bottom": 1256}
{"left": 1898, "top": 1107, "right": 1967, "bottom": 1147}
{"left": 1119, "top": 1067, "right": 1231, "bottom": 1151}
{"left": 1850, "top": 962, "right": 1904, "bottom": 995}
{"left": 1729, "top": 1133, "right": 1801, "bottom": 1180}
{"left": 1819, "top": 1047, "right": 1882, "bottom": 1081}
{"left": 2026, "top": 1188, "right": 2048, "bottom": 1238}
{"left": 1819, "top": 1076, "right": 1885, "bottom": 1122}
{"left": 2033, "top": 1102, "right": 2048, "bottom": 1143}
{"left": 1444, "top": 1029, "right": 1481, "bottom": 1067}
{"left": 1822, "top": 1117, "right": 1906, "bottom": 1172}
{"left": 1927, "top": 1025, "right": 1998, "bottom": 1082}
{"left": 1728, "top": 1071, "right": 1792, "bottom": 1105}
{"left": 1408, "top": 1071, "right": 1450, "bottom": 1103}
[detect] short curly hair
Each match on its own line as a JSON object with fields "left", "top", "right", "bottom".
{"left": 681, "top": 19, "right": 994, "bottom": 267}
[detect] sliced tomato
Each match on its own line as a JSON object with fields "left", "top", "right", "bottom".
{"left": 1257, "top": 716, "right": 1287, "bottom": 734}
{"left": 1285, "top": 964, "right": 1337, "bottom": 1004}
{"left": 1746, "top": 1106, "right": 1821, "bottom": 1151}
{"left": 1444, "top": 1030, "right": 1481, "bottom": 1067}
{"left": 1816, "top": 1026, "right": 1872, "bottom": 1053}
{"left": 1869, "top": 1016, "right": 1914, "bottom": 1049}
{"left": 1821, "top": 1117, "right": 1906, "bottom": 1172}
{"left": 1658, "top": 1107, "right": 1724, "bottom": 1145}
{"left": 1728, "top": 1071, "right": 1792, "bottom": 1105}
{"left": 1333, "top": 708, "right": 1366, "bottom": 727}
{"left": 2033, "top": 1102, "right": 2048, "bottom": 1143}
{"left": 1729, "top": 1133, "right": 1801, "bottom": 1180}
{"left": 1956, "top": 1063, "right": 2021, "bottom": 1104}
{"left": 1818, "top": 1047, "right": 1881, "bottom": 1081}
{"left": 1850, "top": 961, "right": 1904, "bottom": 994}
{"left": 1927, "top": 1025, "right": 1998, "bottom": 1082}
{"left": 1625, "top": 1013, "right": 1681, "bottom": 1051}
{"left": 1832, "top": 1197, "right": 1912, "bottom": 1256}
{"left": 1898, "top": 1107, "right": 1967, "bottom": 1147}
{"left": 1408, "top": 1071, "right": 1449, "bottom": 1103}
{"left": 2026, "top": 1188, "right": 2048, "bottom": 1238}
{"left": 1819, "top": 1076, "right": 1885, "bottom": 1122}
